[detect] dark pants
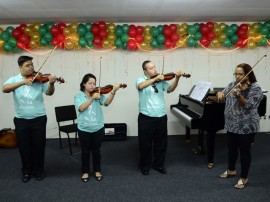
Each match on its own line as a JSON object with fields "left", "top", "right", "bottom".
{"left": 14, "top": 115, "right": 47, "bottom": 175}
{"left": 227, "top": 132, "right": 254, "bottom": 178}
{"left": 78, "top": 127, "right": 104, "bottom": 173}
{"left": 138, "top": 113, "right": 168, "bottom": 169}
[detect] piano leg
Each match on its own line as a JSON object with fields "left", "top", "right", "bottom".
{"left": 192, "top": 129, "right": 205, "bottom": 154}
{"left": 185, "top": 126, "right": 191, "bottom": 144}
{"left": 206, "top": 130, "right": 216, "bottom": 164}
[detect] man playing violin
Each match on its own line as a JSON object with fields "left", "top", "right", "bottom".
{"left": 2, "top": 55, "right": 57, "bottom": 182}
{"left": 136, "top": 60, "right": 182, "bottom": 175}
{"left": 217, "top": 63, "right": 263, "bottom": 189}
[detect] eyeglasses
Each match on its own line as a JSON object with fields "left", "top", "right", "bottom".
{"left": 233, "top": 73, "right": 244, "bottom": 76}
{"left": 151, "top": 83, "right": 158, "bottom": 93}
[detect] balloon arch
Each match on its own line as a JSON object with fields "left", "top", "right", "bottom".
{"left": 0, "top": 21, "right": 270, "bottom": 53}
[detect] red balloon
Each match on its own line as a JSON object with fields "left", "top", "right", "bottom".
{"left": 200, "top": 24, "right": 210, "bottom": 35}
{"left": 19, "top": 24, "right": 27, "bottom": 31}
{"left": 206, "top": 22, "right": 214, "bottom": 30}
{"left": 200, "top": 36, "right": 210, "bottom": 47}
{"left": 128, "top": 27, "right": 138, "bottom": 38}
{"left": 93, "top": 36, "right": 102, "bottom": 47}
{"left": 136, "top": 26, "right": 144, "bottom": 35}
{"left": 51, "top": 37, "right": 58, "bottom": 46}
{"left": 50, "top": 26, "right": 61, "bottom": 36}
{"left": 135, "top": 35, "right": 144, "bottom": 43}
{"left": 239, "top": 24, "right": 249, "bottom": 31}
{"left": 91, "top": 23, "right": 100, "bottom": 36}
{"left": 56, "top": 34, "right": 66, "bottom": 44}
{"left": 170, "top": 32, "right": 179, "bottom": 42}
{"left": 129, "top": 24, "right": 136, "bottom": 29}
{"left": 57, "top": 23, "right": 67, "bottom": 31}
{"left": 12, "top": 28, "right": 22, "bottom": 39}
{"left": 164, "top": 38, "right": 172, "bottom": 48}
{"left": 17, "top": 41, "right": 26, "bottom": 49}
{"left": 98, "top": 21, "right": 107, "bottom": 30}
{"left": 207, "top": 31, "right": 216, "bottom": 41}
{"left": 169, "top": 24, "right": 177, "bottom": 32}
{"left": 99, "top": 30, "right": 108, "bottom": 40}
{"left": 127, "top": 39, "right": 137, "bottom": 50}
{"left": 163, "top": 27, "right": 172, "bottom": 38}
{"left": 236, "top": 28, "right": 247, "bottom": 39}
{"left": 235, "top": 38, "right": 247, "bottom": 48}
{"left": 18, "top": 34, "right": 30, "bottom": 44}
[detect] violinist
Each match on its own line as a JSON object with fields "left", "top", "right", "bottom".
{"left": 136, "top": 60, "right": 182, "bottom": 175}
{"left": 217, "top": 63, "right": 263, "bottom": 189}
{"left": 2, "top": 55, "right": 58, "bottom": 182}
{"left": 74, "top": 73, "right": 121, "bottom": 183}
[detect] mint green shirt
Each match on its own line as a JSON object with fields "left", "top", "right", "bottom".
{"left": 4, "top": 74, "right": 48, "bottom": 119}
{"left": 136, "top": 76, "right": 170, "bottom": 117}
{"left": 74, "top": 92, "right": 106, "bottom": 133}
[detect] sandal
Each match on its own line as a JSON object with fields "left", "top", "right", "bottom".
{"left": 234, "top": 178, "right": 248, "bottom": 189}
{"left": 220, "top": 170, "right": 236, "bottom": 178}
{"left": 208, "top": 163, "right": 214, "bottom": 169}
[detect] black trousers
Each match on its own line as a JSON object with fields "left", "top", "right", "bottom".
{"left": 78, "top": 127, "right": 104, "bottom": 173}
{"left": 14, "top": 115, "right": 47, "bottom": 175}
{"left": 227, "top": 132, "right": 254, "bottom": 178}
{"left": 138, "top": 113, "right": 167, "bottom": 169}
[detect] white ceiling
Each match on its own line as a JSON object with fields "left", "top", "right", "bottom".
{"left": 0, "top": 0, "right": 270, "bottom": 24}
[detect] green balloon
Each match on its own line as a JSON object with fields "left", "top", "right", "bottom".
{"left": 194, "top": 32, "right": 202, "bottom": 40}
{"left": 121, "top": 33, "right": 129, "bottom": 43}
{"left": 222, "top": 39, "right": 233, "bottom": 47}
{"left": 87, "top": 41, "right": 93, "bottom": 48}
{"left": 230, "top": 34, "right": 238, "bottom": 44}
{"left": 115, "top": 26, "right": 124, "bottom": 37}
{"left": 258, "top": 38, "right": 267, "bottom": 46}
{"left": 187, "top": 37, "right": 196, "bottom": 47}
{"left": 0, "top": 32, "right": 10, "bottom": 42}
{"left": 84, "top": 32, "right": 94, "bottom": 41}
{"left": 259, "top": 26, "right": 269, "bottom": 35}
{"left": 45, "top": 22, "right": 55, "bottom": 31}
{"left": 44, "top": 32, "right": 53, "bottom": 42}
{"left": 194, "top": 23, "right": 200, "bottom": 32}
{"left": 40, "top": 37, "right": 48, "bottom": 46}
{"left": 156, "top": 34, "right": 165, "bottom": 44}
{"left": 39, "top": 26, "right": 47, "bottom": 35}
{"left": 157, "top": 25, "right": 164, "bottom": 34}
{"left": 77, "top": 24, "right": 87, "bottom": 37}
{"left": 187, "top": 25, "right": 196, "bottom": 35}
{"left": 12, "top": 46, "right": 21, "bottom": 53}
{"left": 78, "top": 37, "right": 87, "bottom": 47}
{"left": 3, "top": 42, "right": 13, "bottom": 52}
{"left": 230, "top": 24, "right": 238, "bottom": 33}
{"left": 263, "top": 21, "right": 270, "bottom": 29}
{"left": 85, "top": 23, "right": 92, "bottom": 31}
{"left": 150, "top": 38, "right": 158, "bottom": 48}
{"left": 225, "top": 27, "right": 234, "bottom": 37}
{"left": 114, "top": 38, "right": 122, "bottom": 48}
{"left": 6, "top": 26, "right": 14, "bottom": 36}
{"left": 7, "top": 37, "right": 17, "bottom": 47}
{"left": 150, "top": 27, "right": 159, "bottom": 37}
{"left": 266, "top": 32, "right": 270, "bottom": 39}
{"left": 157, "top": 44, "right": 164, "bottom": 49}
{"left": 122, "top": 24, "right": 129, "bottom": 33}
{"left": 122, "top": 42, "right": 127, "bottom": 50}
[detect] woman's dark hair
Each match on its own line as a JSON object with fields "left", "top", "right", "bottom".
{"left": 237, "top": 63, "right": 257, "bottom": 83}
{"left": 142, "top": 60, "right": 151, "bottom": 70}
{"left": 18, "top": 56, "right": 33, "bottom": 66}
{"left": 80, "top": 73, "right": 96, "bottom": 92}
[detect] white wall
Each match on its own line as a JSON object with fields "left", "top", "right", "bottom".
{"left": 1, "top": 47, "right": 270, "bottom": 138}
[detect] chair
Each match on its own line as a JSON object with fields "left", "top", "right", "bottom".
{"left": 55, "top": 105, "right": 78, "bottom": 155}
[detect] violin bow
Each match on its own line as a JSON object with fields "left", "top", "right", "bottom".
{"left": 32, "top": 46, "right": 57, "bottom": 81}
{"left": 161, "top": 56, "right": 165, "bottom": 75}
{"left": 98, "top": 57, "right": 102, "bottom": 93}
{"left": 225, "top": 54, "right": 267, "bottom": 97}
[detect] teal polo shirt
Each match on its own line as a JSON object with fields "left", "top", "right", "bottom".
{"left": 4, "top": 74, "right": 48, "bottom": 119}
{"left": 136, "top": 76, "right": 170, "bottom": 117}
{"left": 74, "top": 92, "right": 106, "bottom": 133}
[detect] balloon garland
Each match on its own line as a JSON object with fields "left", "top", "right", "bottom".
{"left": 0, "top": 21, "right": 270, "bottom": 53}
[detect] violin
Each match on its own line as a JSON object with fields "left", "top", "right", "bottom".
{"left": 90, "top": 84, "right": 127, "bottom": 96}
{"left": 151, "top": 72, "right": 191, "bottom": 81}
{"left": 0, "top": 128, "right": 16, "bottom": 149}
{"left": 27, "top": 72, "right": 65, "bottom": 84}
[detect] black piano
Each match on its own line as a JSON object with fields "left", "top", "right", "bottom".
{"left": 170, "top": 89, "right": 267, "bottom": 165}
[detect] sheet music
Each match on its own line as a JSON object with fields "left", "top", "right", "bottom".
{"left": 189, "top": 81, "right": 212, "bottom": 101}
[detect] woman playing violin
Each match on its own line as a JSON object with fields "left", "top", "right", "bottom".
{"left": 217, "top": 63, "right": 263, "bottom": 189}
{"left": 136, "top": 60, "right": 185, "bottom": 175}
{"left": 74, "top": 73, "right": 122, "bottom": 182}
{"left": 2, "top": 55, "right": 58, "bottom": 182}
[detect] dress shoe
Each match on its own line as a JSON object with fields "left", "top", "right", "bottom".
{"left": 36, "top": 172, "right": 45, "bottom": 181}
{"left": 81, "top": 176, "right": 89, "bottom": 182}
{"left": 22, "top": 174, "right": 31, "bottom": 182}
{"left": 153, "top": 166, "right": 167, "bottom": 174}
{"left": 95, "top": 175, "right": 103, "bottom": 181}
{"left": 140, "top": 168, "right": 149, "bottom": 175}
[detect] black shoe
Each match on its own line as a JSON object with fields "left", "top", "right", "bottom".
{"left": 36, "top": 172, "right": 45, "bottom": 181}
{"left": 153, "top": 166, "right": 167, "bottom": 174}
{"left": 140, "top": 168, "right": 149, "bottom": 175}
{"left": 22, "top": 174, "right": 31, "bottom": 182}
